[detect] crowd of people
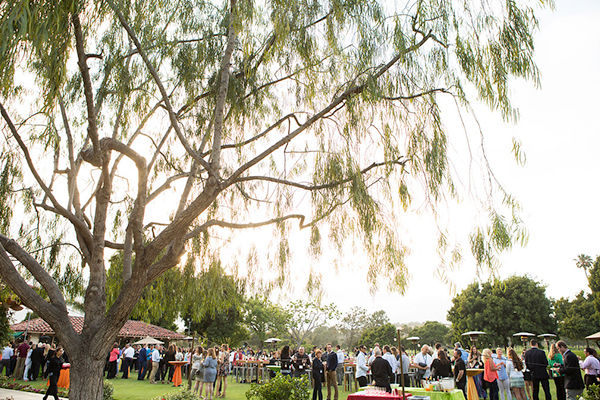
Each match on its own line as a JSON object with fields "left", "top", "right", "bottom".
{"left": 3, "top": 337, "right": 599, "bottom": 400}
{"left": 0, "top": 340, "right": 66, "bottom": 400}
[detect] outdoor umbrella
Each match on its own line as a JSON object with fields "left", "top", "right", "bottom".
{"left": 132, "top": 336, "right": 164, "bottom": 345}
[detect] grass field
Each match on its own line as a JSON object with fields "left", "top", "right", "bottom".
{"left": 6, "top": 376, "right": 356, "bottom": 400}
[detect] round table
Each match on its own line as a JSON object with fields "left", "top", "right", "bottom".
{"left": 169, "top": 361, "right": 189, "bottom": 387}
{"left": 466, "top": 369, "right": 484, "bottom": 400}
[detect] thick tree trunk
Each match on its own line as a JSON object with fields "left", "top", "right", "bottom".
{"left": 68, "top": 353, "right": 106, "bottom": 400}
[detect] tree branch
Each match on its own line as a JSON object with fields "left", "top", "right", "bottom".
{"left": 383, "top": 88, "right": 452, "bottom": 101}
{"left": 0, "top": 102, "right": 94, "bottom": 253}
{"left": 185, "top": 214, "right": 307, "bottom": 241}
{"left": 210, "top": 0, "right": 237, "bottom": 177}
{"left": 0, "top": 235, "right": 67, "bottom": 312}
{"left": 72, "top": 14, "right": 100, "bottom": 155}
{"left": 107, "top": 0, "right": 215, "bottom": 178}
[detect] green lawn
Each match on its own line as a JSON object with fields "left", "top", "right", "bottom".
{"left": 6, "top": 373, "right": 583, "bottom": 400}
{"left": 7, "top": 376, "right": 356, "bottom": 400}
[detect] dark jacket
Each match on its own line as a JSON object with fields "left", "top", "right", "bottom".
{"left": 326, "top": 351, "right": 338, "bottom": 372}
{"left": 30, "top": 347, "right": 45, "bottom": 364}
{"left": 525, "top": 347, "right": 549, "bottom": 379}
{"left": 313, "top": 358, "right": 324, "bottom": 382}
{"left": 47, "top": 355, "right": 63, "bottom": 377}
{"left": 559, "top": 350, "right": 585, "bottom": 390}
{"left": 371, "top": 356, "right": 393, "bottom": 384}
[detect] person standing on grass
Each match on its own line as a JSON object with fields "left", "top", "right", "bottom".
{"left": 453, "top": 349, "right": 467, "bottom": 399}
{"left": 483, "top": 348, "right": 503, "bottom": 400}
{"left": 356, "top": 345, "right": 369, "bottom": 388}
{"left": 42, "top": 347, "right": 63, "bottom": 400}
{"left": 548, "top": 343, "right": 565, "bottom": 400}
{"left": 203, "top": 347, "right": 218, "bottom": 400}
{"left": 494, "top": 348, "right": 510, "bottom": 400}
{"left": 216, "top": 344, "right": 229, "bottom": 398}
{"left": 312, "top": 349, "right": 325, "bottom": 400}
{"left": 191, "top": 346, "right": 205, "bottom": 395}
{"left": 507, "top": 348, "right": 526, "bottom": 400}
{"left": 524, "top": 339, "right": 552, "bottom": 400}
{"left": 137, "top": 344, "right": 147, "bottom": 380}
{"left": 325, "top": 343, "right": 339, "bottom": 400}
{"left": 556, "top": 341, "right": 584, "bottom": 400}
{"left": 149, "top": 344, "right": 161, "bottom": 384}
{"left": 107, "top": 343, "right": 120, "bottom": 379}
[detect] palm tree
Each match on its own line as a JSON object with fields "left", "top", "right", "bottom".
{"left": 575, "top": 254, "right": 594, "bottom": 278}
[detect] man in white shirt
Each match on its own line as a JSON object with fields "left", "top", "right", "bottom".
{"left": 335, "top": 345, "right": 345, "bottom": 385}
{"left": 412, "top": 345, "right": 433, "bottom": 382}
{"left": 121, "top": 343, "right": 135, "bottom": 378}
{"left": 1, "top": 344, "right": 12, "bottom": 376}
{"left": 150, "top": 345, "right": 161, "bottom": 383}
{"left": 356, "top": 345, "right": 369, "bottom": 387}
{"left": 382, "top": 346, "right": 398, "bottom": 383}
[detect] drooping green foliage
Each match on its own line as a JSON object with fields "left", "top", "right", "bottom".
{"left": 447, "top": 275, "right": 556, "bottom": 347}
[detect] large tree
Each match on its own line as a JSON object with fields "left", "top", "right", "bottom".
{"left": 554, "top": 291, "right": 600, "bottom": 340}
{"left": 447, "top": 275, "right": 556, "bottom": 347}
{"left": 0, "top": 0, "right": 551, "bottom": 398}
{"left": 406, "top": 321, "right": 450, "bottom": 347}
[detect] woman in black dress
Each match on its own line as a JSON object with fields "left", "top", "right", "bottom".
{"left": 312, "top": 349, "right": 324, "bottom": 400}
{"left": 431, "top": 349, "right": 453, "bottom": 378}
{"left": 43, "top": 347, "right": 63, "bottom": 400}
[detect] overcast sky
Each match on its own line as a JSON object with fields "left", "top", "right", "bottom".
{"left": 287, "top": 0, "right": 600, "bottom": 326}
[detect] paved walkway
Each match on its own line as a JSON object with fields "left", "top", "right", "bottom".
{"left": 0, "top": 388, "right": 67, "bottom": 399}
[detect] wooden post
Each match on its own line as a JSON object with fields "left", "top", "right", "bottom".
{"left": 397, "top": 328, "right": 405, "bottom": 399}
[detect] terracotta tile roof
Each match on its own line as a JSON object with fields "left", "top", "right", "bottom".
{"left": 10, "top": 316, "right": 185, "bottom": 340}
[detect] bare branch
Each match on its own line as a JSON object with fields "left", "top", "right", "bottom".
{"left": 383, "top": 88, "right": 452, "bottom": 101}
{"left": 107, "top": 0, "right": 215, "bottom": 178}
{"left": 72, "top": 14, "right": 100, "bottom": 154}
{"left": 0, "top": 102, "right": 94, "bottom": 252}
{"left": 147, "top": 172, "right": 190, "bottom": 204}
{"left": 185, "top": 214, "right": 307, "bottom": 241}
{"left": 0, "top": 235, "right": 67, "bottom": 311}
{"left": 210, "top": 0, "right": 237, "bottom": 177}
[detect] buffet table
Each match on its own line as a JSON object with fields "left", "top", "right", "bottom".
{"left": 348, "top": 392, "right": 407, "bottom": 399}
{"left": 398, "top": 386, "right": 465, "bottom": 400}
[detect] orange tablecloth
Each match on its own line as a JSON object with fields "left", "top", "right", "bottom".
{"left": 169, "top": 361, "right": 188, "bottom": 387}
{"left": 47, "top": 368, "right": 70, "bottom": 389}
{"left": 466, "top": 369, "right": 484, "bottom": 400}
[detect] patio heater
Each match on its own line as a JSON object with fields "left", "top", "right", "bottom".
{"left": 538, "top": 333, "right": 557, "bottom": 350}
{"left": 461, "top": 331, "right": 487, "bottom": 346}
{"left": 513, "top": 332, "right": 535, "bottom": 350}
{"left": 406, "top": 336, "right": 420, "bottom": 356}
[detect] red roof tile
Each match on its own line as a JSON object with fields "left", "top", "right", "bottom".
{"left": 10, "top": 316, "right": 185, "bottom": 340}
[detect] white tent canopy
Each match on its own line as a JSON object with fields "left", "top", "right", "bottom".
{"left": 132, "top": 336, "right": 164, "bottom": 345}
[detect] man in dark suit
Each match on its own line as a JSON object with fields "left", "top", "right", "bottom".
{"left": 137, "top": 345, "right": 147, "bottom": 380}
{"left": 556, "top": 341, "right": 584, "bottom": 400}
{"left": 325, "top": 343, "right": 338, "bottom": 400}
{"left": 29, "top": 343, "right": 45, "bottom": 381}
{"left": 525, "top": 339, "right": 551, "bottom": 400}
